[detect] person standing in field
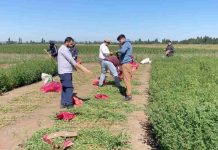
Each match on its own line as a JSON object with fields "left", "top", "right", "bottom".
{"left": 58, "top": 37, "right": 91, "bottom": 108}
{"left": 98, "top": 40, "right": 121, "bottom": 87}
{"left": 70, "top": 44, "right": 79, "bottom": 61}
{"left": 165, "top": 41, "right": 174, "bottom": 57}
{"left": 99, "top": 40, "right": 111, "bottom": 62}
{"left": 117, "top": 34, "right": 133, "bottom": 101}
{"left": 48, "top": 41, "right": 58, "bottom": 59}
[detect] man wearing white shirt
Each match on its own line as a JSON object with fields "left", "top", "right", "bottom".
{"left": 99, "top": 40, "right": 110, "bottom": 60}
{"left": 98, "top": 40, "right": 121, "bottom": 87}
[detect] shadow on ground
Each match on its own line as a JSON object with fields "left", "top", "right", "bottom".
{"left": 140, "top": 121, "right": 161, "bottom": 150}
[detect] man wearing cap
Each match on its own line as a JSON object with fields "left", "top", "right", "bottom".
{"left": 98, "top": 40, "right": 121, "bottom": 87}
{"left": 117, "top": 34, "right": 133, "bottom": 101}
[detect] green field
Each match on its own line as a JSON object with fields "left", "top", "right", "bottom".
{"left": 148, "top": 57, "right": 218, "bottom": 149}
{"left": 1, "top": 44, "right": 218, "bottom": 66}
{"left": 0, "top": 44, "right": 218, "bottom": 149}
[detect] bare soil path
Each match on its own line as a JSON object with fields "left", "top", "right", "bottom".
{"left": 0, "top": 63, "right": 98, "bottom": 150}
{"left": 126, "top": 64, "right": 153, "bottom": 150}
{"left": 0, "top": 63, "right": 154, "bottom": 150}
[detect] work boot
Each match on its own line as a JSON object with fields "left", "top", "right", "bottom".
{"left": 60, "top": 104, "right": 66, "bottom": 109}
{"left": 118, "top": 86, "right": 126, "bottom": 96}
{"left": 66, "top": 105, "right": 74, "bottom": 109}
{"left": 98, "top": 84, "right": 103, "bottom": 87}
{"left": 124, "top": 95, "right": 132, "bottom": 101}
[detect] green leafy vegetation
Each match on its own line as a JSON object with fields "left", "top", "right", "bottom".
{"left": 1, "top": 44, "right": 218, "bottom": 55}
{"left": 0, "top": 58, "right": 57, "bottom": 93}
{"left": 148, "top": 56, "right": 218, "bottom": 149}
{"left": 1, "top": 44, "right": 218, "bottom": 149}
{"left": 25, "top": 81, "right": 135, "bottom": 150}
{"left": 25, "top": 126, "right": 129, "bottom": 150}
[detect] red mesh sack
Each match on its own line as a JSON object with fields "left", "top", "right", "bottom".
{"left": 95, "top": 94, "right": 109, "bottom": 100}
{"left": 40, "top": 81, "right": 62, "bottom": 93}
{"left": 56, "top": 112, "right": 76, "bottom": 121}
{"left": 72, "top": 96, "right": 83, "bottom": 107}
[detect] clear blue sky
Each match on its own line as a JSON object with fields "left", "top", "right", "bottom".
{"left": 0, "top": 0, "right": 218, "bottom": 42}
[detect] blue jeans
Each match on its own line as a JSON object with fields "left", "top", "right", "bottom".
{"left": 59, "top": 73, "right": 73, "bottom": 106}
{"left": 99, "top": 60, "right": 121, "bottom": 87}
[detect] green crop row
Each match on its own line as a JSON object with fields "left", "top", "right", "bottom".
{"left": 0, "top": 59, "right": 57, "bottom": 93}
{"left": 148, "top": 56, "right": 218, "bottom": 149}
{"left": 1, "top": 44, "right": 217, "bottom": 55}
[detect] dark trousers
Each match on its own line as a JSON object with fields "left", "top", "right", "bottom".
{"left": 59, "top": 73, "right": 73, "bottom": 106}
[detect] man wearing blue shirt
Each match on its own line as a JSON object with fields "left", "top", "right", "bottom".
{"left": 117, "top": 34, "right": 133, "bottom": 101}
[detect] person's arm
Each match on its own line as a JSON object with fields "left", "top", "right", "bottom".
{"left": 74, "top": 63, "right": 91, "bottom": 74}
{"left": 61, "top": 50, "right": 77, "bottom": 66}
{"left": 62, "top": 50, "right": 91, "bottom": 73}
{"left": 119, "top": 43, "right": 129, "bottom": 54}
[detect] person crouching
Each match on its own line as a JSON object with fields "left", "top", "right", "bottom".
{"left": 98, "top": 40, "right": 121, "bottom": 87}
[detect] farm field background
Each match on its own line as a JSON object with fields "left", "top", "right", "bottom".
{"left": 1, "top": 44, "right": 218, "bottom": 65}
{"left": 0, "top": 44, "right": 218, "bottom": 149}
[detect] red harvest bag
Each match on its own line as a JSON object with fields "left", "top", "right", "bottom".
{"left": 95, "top": 94, "right": 109, "bottom": 100}
{"left": 130, "top": 61, "right": 139, "bottom": 72}
{"left": 72, "top": 96, "right": 83, "bottom": 107}
{"left": 56, "top": 112, "right": 76, "bottom": 121}
{"left": 63, "top": 140, "right": 74, "bottom": 149}
{"left": 117, "top": 66, "right": 123, "bottom": 80}
{"left": 40, "top": 81, "right": 62, "bottom": 93}
{"left": 42, "top": 134, "right": 73, "bottom": 149}
{"left": 92, "top": 79, "right": 106, "bottom": 86}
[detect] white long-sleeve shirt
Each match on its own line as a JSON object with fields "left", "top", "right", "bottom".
{"left": 99, "top": 43, "right": 110, "bottom": 60}
{"left": 58, "top": 45, "right": 77, "bottom": 74}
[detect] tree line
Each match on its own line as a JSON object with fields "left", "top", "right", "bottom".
{"left": 1, "top": 36, "right": 218, "bottom": 45}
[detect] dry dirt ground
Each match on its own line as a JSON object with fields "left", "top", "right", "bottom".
{"left": 126, "top": 64, "right": 152, "bottom": 150}
{"left": 0, "top": 63, "right": 153, "bottom": 150}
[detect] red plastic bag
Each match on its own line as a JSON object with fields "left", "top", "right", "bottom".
{"left": 72, "top": 96, "right": 83, "bottom": 107}
{"left": 43, "top": 135, "right": 53, "bottom": 145}
{"left": 43, "top": 134, "right": 74, "bottom": 149}
{"left": 92, "top": 79, "right": 100, "bottom": 86}
{"left": 63, "top": 140, "right": 74, "bottom": 149}
{"left": 92, "top": 79, "right": 106, "bottom": 86}
{"left": 129, "top": 55, "right": 139, "bottom": 72}
{"left": 117, "top": 66, "right": 123, "bottom": 80}
{"left": 56, "top": 112, "right": 76, "bottom": 121}
{"left": 40, "top": 81, "right": 62, "bottom": 93}
{"left": 95, "top": 94, "right": 109, "bottom": 100}
{"left": 130, "top": 61, "right": 139, "bottom": 72}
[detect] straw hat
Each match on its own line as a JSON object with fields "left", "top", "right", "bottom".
{"left": 104, "top": 39, "right": 111, "bottom": 44}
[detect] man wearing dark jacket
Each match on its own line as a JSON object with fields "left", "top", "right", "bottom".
{"left": 48, "top": 41, "right": 58, "bottom": 58}
{"left": 165, "top": 41, "right": 174, "bottom": 57}
{"left": 70, "top": 45, "right": 79, "bottom": 61}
